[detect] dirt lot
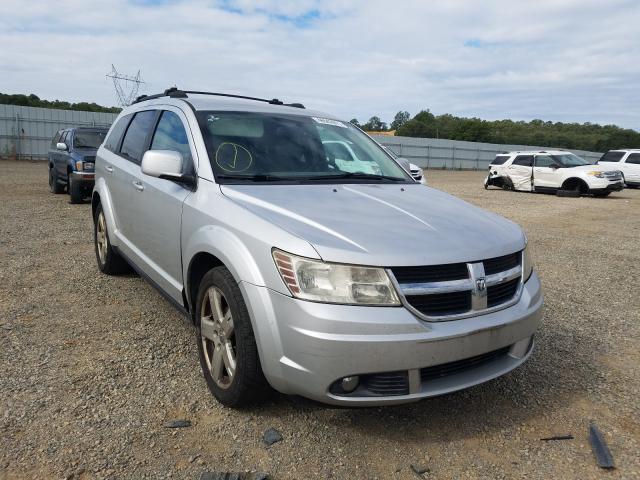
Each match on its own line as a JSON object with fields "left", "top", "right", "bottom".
{"left": 1, "top": 160, "right": 639, "bottom": 480}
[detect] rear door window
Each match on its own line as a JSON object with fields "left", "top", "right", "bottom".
{"left": 512, "top": 155, "right": 533, "bottom": 167}
{"left": 626, "top": 153, "right": 640, "bottom": 165}
{"left": 120, "top": 111, "right": 157, "bottom": 164}
{"left": 600, "top": 151, "right": 625, "bottom": 163}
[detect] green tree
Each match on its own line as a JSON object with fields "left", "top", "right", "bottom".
{"left": 362, "top": 116, "right": 387, "bottom": 132}
{"left": 349, "top": 118, "right": 361, "bottom": 128}
{"left": 390, "top": 111, "right": 410, "bottom": 130}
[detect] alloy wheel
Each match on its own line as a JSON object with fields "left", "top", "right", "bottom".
{"left": 96, "top": 212, "right": 108, "bottom": 265}
{"left": 200, "top": 287, "right": 236, "bottom": 389}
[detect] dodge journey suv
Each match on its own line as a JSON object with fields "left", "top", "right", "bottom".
{"left": 92, "top": 88, "right": 542, "bottom": 407}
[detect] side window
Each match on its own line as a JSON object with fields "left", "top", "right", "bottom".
{"left": 150, "top": 111, "right": 193, "bottom": 170}
{"left": 120, "top": 111, "right": 157, "bottom": 164}
{"left": 626, "top": 153, "right": 640, "bottom": 165}
{"left": 51, "top": 130, "right": 62, "bottom": 148}
{"left": 65, "top": 131, "right": 73, "bottom": 148}
{"left": 491, "top": 155, "right": 509, "bottom": 165}
{"left": 599, "top": 151, "right": 624, "bottom": 163}
{"left": 535, "top": 155, "right": 555, "bottom": 167}
{"left": 104, "top": 114, "right": 133, "bottom": 153}
{"left": 59, "top": 131, "right": 68, "bottom": 146}
{"left": 512, "top": 155, "right": 533, "bottom": 167}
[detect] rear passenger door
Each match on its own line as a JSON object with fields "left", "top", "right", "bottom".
{"left": 104, "top": 110, "right": 158, "bottom": 253}
{"left": 127, "top": 108, "right": 194, "bottom": 302}
{"left": 506, "top": 155, "right": 533, "bottom": 191}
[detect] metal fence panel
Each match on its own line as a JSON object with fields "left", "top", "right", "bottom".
{"left": 371, "top": 134, "right": 603, "bottom": 169}
{"left": 0, "top": 104, "right": 118, "bottom": 160}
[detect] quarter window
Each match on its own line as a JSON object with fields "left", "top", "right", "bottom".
{"left": 512, "top": 155, "right": 533, "bottom": 167}
{"left": 626, "top": 153, "right": 640, "bottom": 165}
{"left": 104, "top": 114, "right": 133, "bottom": 153}
{"left": 120, "top": 111, "right": 157, "bottom": 164}
{"left": 150, "top": 111, "right": 193, "bottom": 169}
{"left": 491, "top": 155, "right": 510, "bottom": 165}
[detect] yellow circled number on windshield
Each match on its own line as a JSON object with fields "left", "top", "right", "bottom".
{"left": 215, "top": 142, "right": 253, "bottom": 172}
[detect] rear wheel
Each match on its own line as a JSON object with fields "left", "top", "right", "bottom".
{"left": 49, "top": 167, "right": 65, "bottom": 194}
{"left": 94, "top": 203, "right": 130, "bottom": 274}
{"left": 196, "top": 266, "right": 269, "bottom": 407}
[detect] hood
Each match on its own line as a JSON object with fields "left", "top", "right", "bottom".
{"left": 220, "top": 183, "right": 525, "bottom": 267}
{"left": 565, "top": 164, "right": 611, "bottom": 173}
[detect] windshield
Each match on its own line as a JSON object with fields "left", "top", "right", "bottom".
{"left": 196, "top": 112, "right": 412, "bottom": 183}
{"left": 552, "top": 153, "right": 590, "bottom": 167}
{"left": 73, "top": 131, "right": 107, "bottom": 149}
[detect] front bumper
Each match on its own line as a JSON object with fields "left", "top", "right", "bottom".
{"left": 241, "top": 271, "right": 543, "bottom": 406}
{"left": 591, "top": 181, "right": 624, "bottom": 193}
{"left": 70, "top": 171, "right": 95, "bottom": 189}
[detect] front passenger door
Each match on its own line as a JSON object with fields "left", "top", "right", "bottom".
{"left": 533, "top": 155, "right": 560, "bottom": 189}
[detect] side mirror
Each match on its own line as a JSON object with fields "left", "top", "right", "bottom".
{"left": 550, "top": 164, "right": 559, "bottom": 169}
{"left": 141, "top": 150, "right": 195, "bottom": 187}
{"left": 56, "top": 142, "right": 67, "bottom": 151}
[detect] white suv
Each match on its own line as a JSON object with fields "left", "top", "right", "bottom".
{"left": 485, "top": 150, "right": 624, "bottom": 197}
{"left": 597, "top": 149, "right": 640, "bottom": 188}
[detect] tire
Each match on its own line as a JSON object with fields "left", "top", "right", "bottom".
{"left": 196, "top": 266, "right": 269, "bottom": 407}
{"left": 49, "top": 167, "right": 65, "bottom": 194}
{"left": 68, "top": 176, "right": 84, "bottom": 204}
{"left": 556, "top": 189, "right": 581, "bottom": 197}
{"left": 592, "top": 191, "right": 611, "bottom": 198}
{"left": 483, "top": 177, "right": 489, "bottom": 189}
{"left": 93, "top": 203, "right": 130, "bottom": 275}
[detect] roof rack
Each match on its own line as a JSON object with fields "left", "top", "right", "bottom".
{"left": 133, "top": 87, "right": 305, "bottom": 108}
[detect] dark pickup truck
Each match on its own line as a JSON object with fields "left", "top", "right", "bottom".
{"left": 48, "top": 127, "right": 109, "bottom": 203}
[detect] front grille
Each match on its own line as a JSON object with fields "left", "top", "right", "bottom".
{"left": 391, "top": 251, "right": 522, "bottom": 319}
{"left": 362, "top": 371, "right": 409, "bottom": 396}
{"left": 484, "top": 253, "right": 520, "bottom": 275}
{"left": 487, "top": 277, "right": 520, "bottom": 307}
{"left": 420, "top": 346, "right": 511, "bottom": 382}
{"left": 391, "top": 262, "right": 468, "bottom": 283}
{"left": 405, "top": 291, "right": 471, "bottom": 316}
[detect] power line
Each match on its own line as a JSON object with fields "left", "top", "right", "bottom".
{"left": 106, "top": 64, "right": 145, "bottom": 107}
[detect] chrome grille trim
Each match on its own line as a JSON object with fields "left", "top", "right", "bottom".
{"left": 388, "top": 252, "right": 524, "bottom": 322}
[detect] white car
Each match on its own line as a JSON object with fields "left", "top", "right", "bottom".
{"left": 380, "top": 146, "right": 426, "bottom": 184}
{"left": 597, "top": 149, "right": 640, "bottom": 188}
{"left": 484, "top": 150, "right": 624, "bottom": 197}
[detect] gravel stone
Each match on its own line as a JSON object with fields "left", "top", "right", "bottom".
{"left": 1, "top": 162, "right": 639, "bottom": 479}
{"left": 262, "top": 428, "right": 283, "bottom": 447}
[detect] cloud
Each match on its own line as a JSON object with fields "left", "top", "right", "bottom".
{"left": 0, "top": 0, "right": 638, "bottom": 129}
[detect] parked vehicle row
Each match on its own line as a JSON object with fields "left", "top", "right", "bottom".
{"left": 484, "top": 150, "right": 624, "bottom": 197}
{"left": 48, "top": 127, "right": 109, "bottom": 203}
{"left": 85, "top": 88, "right": 542, "bottom": 407}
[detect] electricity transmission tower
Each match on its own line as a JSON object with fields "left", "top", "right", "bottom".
{"left": 106, "top": 65, "right": 145, "bottom": 106}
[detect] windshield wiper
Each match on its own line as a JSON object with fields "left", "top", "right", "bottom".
{"left": 301, "top": 172, "right": 408, "bottom": 182}
{"left": 215, "top": 173, "right": 297, "bottom": 182}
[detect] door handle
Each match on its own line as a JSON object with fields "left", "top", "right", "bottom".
{"left": 105, "top": 165, "right": 114, "bottom": 173}
{"left": 133, "top": 181, "right": 144, "bottom": 192}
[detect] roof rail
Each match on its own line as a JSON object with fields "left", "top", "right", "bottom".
{"left": 132, "top": 87, "right": 305, "bottom": 108}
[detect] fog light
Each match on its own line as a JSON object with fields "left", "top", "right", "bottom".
{"left": 341, "top": 376, "right": 359, "bottom": 393}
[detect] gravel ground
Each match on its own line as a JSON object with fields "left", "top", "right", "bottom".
{"left": 1, "top": 160, "right": 639, "bottom": 480}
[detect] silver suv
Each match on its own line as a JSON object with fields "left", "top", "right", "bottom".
{"left": 92, "top": 88, "right": 543, "bottom": 407}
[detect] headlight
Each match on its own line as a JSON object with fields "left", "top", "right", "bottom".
{"left": 522, "top": 243, "right": 533, "bottom": 282}
{"left": 75, "top": 160, "right": 84, "bottom": 171}
{"left": 272, "top": 249, "right": 400, "bottom": 305}
{"left": 586, "top": 171, "right": 605, "bottom": 178}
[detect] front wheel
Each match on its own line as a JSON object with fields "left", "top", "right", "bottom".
{"left": 196, "top": 267, "right": 269, "bottom": 407}
{"left": 68, "top": 176, "right": 84, "bottom": 204}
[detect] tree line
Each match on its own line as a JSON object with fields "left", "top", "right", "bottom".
{"left": 0, "top": 93, "right": 121, "bottom": 114}
{"left": 351, "top": 110, "right": 640, "bottom": 152}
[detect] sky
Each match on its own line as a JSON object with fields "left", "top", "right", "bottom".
{"left": 1, "top": 0, "right": 639, "bottom": 129}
